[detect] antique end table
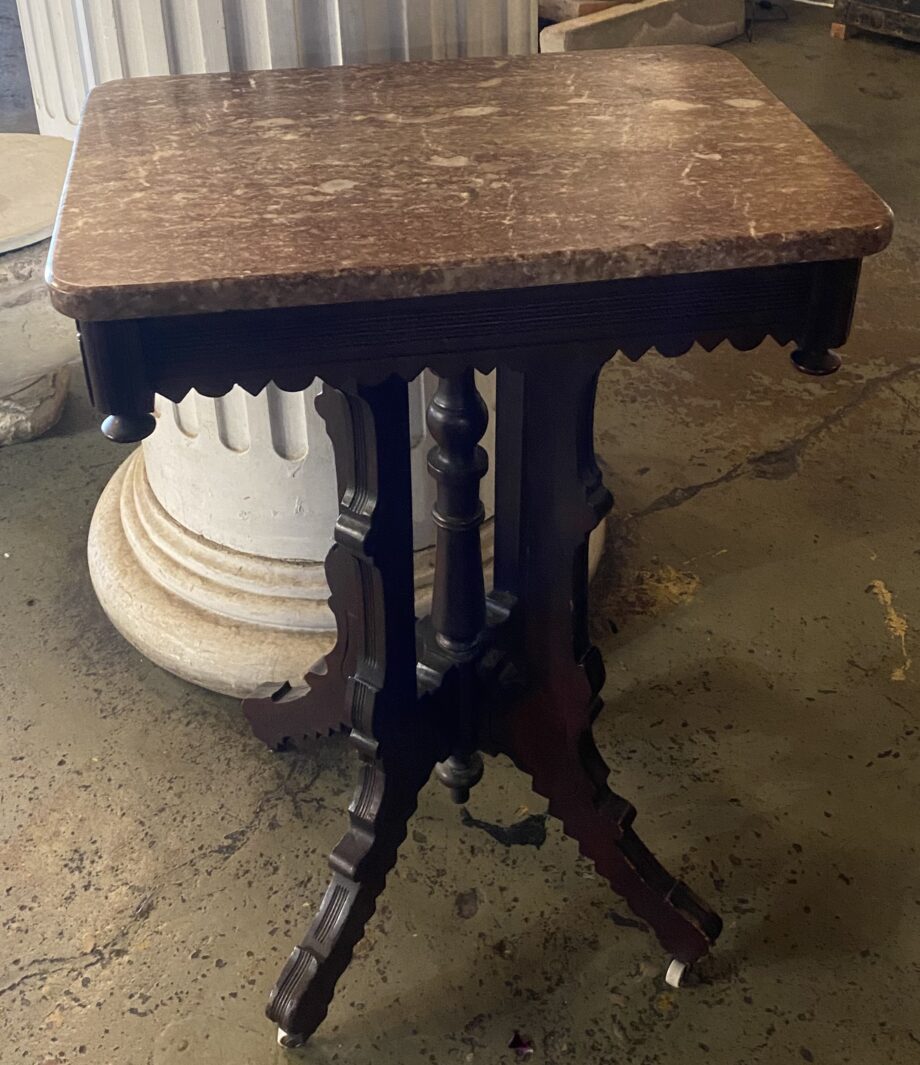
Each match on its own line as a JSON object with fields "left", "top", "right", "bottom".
{"left": 49, "top": 47, "right": 891, "bottom": 1047}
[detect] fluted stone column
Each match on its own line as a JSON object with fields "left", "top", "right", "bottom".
{"left": 16, "top": 0, "right": 538, "bottom": 139}
{"left": 17, "top": 0, "right": 552, "bottom": 695}
{"left": 89, "top": 374, "right": 501, "bottom": 696}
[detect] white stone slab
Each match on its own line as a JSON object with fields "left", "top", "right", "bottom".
{"left": 540, "top": 0, "right": 746, "bottom": 50}
{"left": 539, "top": 1, "right": 627, "bottom": 20}
{"left": 1, "top": 226, "right": 78, "bottom": 445}
{"left": 0, "top": 133, "right": 71, "bottom": 253}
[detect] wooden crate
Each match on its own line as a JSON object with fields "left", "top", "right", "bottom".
{"left": 832, "top": 0, "right": 920, "bottom": 42}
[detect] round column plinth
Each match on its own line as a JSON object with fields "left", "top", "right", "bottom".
{"left": 89, "top": 448, "right": 465, "bottom": 697}
{"left": 89, "top": 448, "right": 605, "bottom": 697}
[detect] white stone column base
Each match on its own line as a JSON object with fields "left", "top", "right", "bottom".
{"left": 89, "top": 448, "right": 605, "bottom": 697}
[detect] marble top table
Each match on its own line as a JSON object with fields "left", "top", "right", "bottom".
{"left": 48, "top": 47, "right": 890, "bottom": 321}
{"left": 49, "top": 47, "right": 891, "bottom": 1047}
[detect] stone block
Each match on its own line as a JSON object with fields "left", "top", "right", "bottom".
{"left": 0, "top": 134, "right": 78, "bottom": 445}
{"left": 539, "top": 1, "right": 628, "bottom": 21}
{"left": 540, "top": 0, "right": 746, "bottom": 50}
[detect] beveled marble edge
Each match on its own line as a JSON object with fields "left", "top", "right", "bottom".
{"left": 47, "top": 217, "right": 891, "bottom": 322}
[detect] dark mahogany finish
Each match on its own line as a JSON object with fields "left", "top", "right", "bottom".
{"left": 75, "top": 258, "right": 863, "bottom": 1045}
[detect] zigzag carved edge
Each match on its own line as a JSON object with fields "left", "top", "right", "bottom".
{"left": 149, "top": 327, "right": 799, "bottom": 405}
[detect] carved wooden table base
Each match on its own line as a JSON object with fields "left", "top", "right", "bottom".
{"left": 244, "top": 355, "right": 723, "bottom": 1045}
{"left": 48, "top": 40, "right": 893, "bottom": 1050}
{"left": 68, "top": 256, "right": 868, "bottom": 1046}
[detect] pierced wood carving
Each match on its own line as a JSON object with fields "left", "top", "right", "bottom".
{"left": 243, "top": 386, "right": 371, "bottom": 748}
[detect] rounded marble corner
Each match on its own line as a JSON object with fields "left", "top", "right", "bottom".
{"left": 83, "top": 78, "right": 128, "bottom": 107}
{"left": 840, "top": 204, "right": 896, "bottom": 261}
{"left": 873, "top": 202, "right": 896, "bottom": 253}
{"left": 44, "top": 254, "right": 97, "bottom": 321}
{"left": 44, "top": 286, "right": 84, "bottom": 321}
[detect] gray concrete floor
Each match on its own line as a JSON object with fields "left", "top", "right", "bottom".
{"left": 2, "top": 7, "right": 919, "bottom": 1064}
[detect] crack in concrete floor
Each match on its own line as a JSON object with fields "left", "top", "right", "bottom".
{"left": 634, "top": 361, "right": 920, "bottom": 519}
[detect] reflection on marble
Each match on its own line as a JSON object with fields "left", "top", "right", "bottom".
{"left": 48, "top": 47, "right": 892, "bottom": 321}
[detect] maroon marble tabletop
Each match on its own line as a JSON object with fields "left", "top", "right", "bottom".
{"left": 47, "top": 47, "right": 892, "bottom": 321}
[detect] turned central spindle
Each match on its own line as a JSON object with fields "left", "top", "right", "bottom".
{"left": 427, "top": 368, "right": 489, "bottom": 804}
{"left": 426, "top": 368, "right": 489, "bottom": 655}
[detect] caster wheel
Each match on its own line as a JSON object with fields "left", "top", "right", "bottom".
{"left": 665, "top": 959, "right": 689, "bottom": 988}
{"left": 277, "top": 1028, "right": 306, "bottom": 1049}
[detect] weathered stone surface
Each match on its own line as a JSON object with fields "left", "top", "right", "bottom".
{"left": 0, "top": 133, "right": 71, "bottom": 253}
{"left": 0, "top": 133, "right": 78, "bottom": 444}
{"left": 539, "top": 0, "right": 627, "bottom": 21}
{"left": 0, "top": 366, "right": 69, "bottom": 444}
{"left": 1, "top": 238, "right": 78, "bottom": 445}
{"left": 540, "top": 0, "right": 747, "bottom": 52}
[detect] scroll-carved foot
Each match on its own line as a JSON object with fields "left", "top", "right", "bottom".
{"left": 267, "top": 756, "right": 434, "bottom": 1042}
{"left": 791, "top": 347, "right": 842, "bottom": 376}
{"left": 242, "top": 670, "right": 346, "bottom": 751}
{"left": 508, "top": 715, "right": 722, "bottom": 965}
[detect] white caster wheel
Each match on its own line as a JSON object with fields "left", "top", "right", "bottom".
{"left": 277, "top": 1028, "right": 306, "bottom": 1049}
{"left": 665, "top": 959, "right": 689, "bottom": 988}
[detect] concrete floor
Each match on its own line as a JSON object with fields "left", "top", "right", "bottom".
{"left": 2, "top": 8, "right": 919, "bottom": 1065}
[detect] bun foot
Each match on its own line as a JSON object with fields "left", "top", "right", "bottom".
{"left": 791, "top": 348, "right": 842, "bottom": 376}
{"left": 101, "top": 413, "right": 157, "bottom": 442}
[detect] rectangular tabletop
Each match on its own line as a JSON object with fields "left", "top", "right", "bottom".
{"left": 47, "top": 47, "right": 891, "bottom": 322}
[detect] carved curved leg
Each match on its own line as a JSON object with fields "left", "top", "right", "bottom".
{"left": 270, "top": 751, "right": 435, "bottom": 1040}
{"left": 266, "top": 376, "right": 434, "bottom": 1043}
{"left": 490, "top": 352, "right": 722, "bottom": 965}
